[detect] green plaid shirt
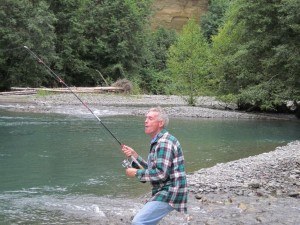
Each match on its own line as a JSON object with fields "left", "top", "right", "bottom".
{"left": 136, "top": 129, "right": 188, "bottom": 213}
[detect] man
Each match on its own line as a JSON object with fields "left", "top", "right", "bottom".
{"left": 122, "top": 106, "right": 188, "bottom": 225}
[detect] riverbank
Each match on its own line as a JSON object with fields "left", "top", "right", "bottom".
{"left": 0, "top": 93, "right": 297, "bottom": 120}
{"left": 88, "top": 141, "right": 299, "bottom": 225}
{"left": 48, "top": 141, "right": 298, "bottom": 225}
{"left": 185, "top": 140, "right": 300, "bottom": 225}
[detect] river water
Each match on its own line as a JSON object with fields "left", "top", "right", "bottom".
{"left": 0, "top": 110, "right": 299, "bottom": 224}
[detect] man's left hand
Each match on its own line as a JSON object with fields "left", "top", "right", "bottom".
{"left": 126, "top": 168, "right": 137, "bottom": 177}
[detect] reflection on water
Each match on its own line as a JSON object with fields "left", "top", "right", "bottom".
{"left": 0, "top": 110, "right": 299, "bottom": 224}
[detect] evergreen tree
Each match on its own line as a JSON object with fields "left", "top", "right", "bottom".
{"left": 0, "top": 0, "right": 56, "bottom": 90}
{"left": 140, "top": 27, "right": 177, "bottom": 94}
{"left": 167, "top": 19, "right": 211, "bottom": 105}
{"left": 201, "top": 0, "right": 232, "bottom": 42}
{"left": 67, "top": 0, "right": 152, "bottom": 85}
{"left": 212, "top": 0, "right": 300, "bottom": 112}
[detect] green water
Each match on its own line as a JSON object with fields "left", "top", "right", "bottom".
{"left": 0, "top": 110, "right": 299, "bottom": 224}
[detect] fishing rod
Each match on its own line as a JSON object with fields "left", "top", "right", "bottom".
{"left": 23, "top": 46, "right": 143, "bottom": 169}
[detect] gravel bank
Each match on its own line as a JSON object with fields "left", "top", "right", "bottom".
{"left": 185, "top": 140, "right": 300, "bottom": 225}
{"left": 0, "top": 93, "right": 297, "bottom": 120}
{"left": 69, "top": 141, "right": 300, "bottom": 225}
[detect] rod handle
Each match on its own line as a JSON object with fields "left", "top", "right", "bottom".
{"left": 130, "top": 155, "right": 144, "bottom": 169}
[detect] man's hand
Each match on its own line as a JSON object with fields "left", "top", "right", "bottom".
{"left": 121, "top": 144, "right": 138, "bottom": 159}
{"left": 126, "top": 168, "right": 137, "bottom": 177}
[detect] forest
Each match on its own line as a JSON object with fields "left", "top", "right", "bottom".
{"left": 0, "top": 0, "right": 299, "bottom": 116}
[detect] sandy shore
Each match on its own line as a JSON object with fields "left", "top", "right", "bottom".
{"left": 0, "top": 93, "right": 299, "bottom": 224}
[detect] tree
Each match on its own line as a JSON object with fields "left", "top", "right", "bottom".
{"left": 0, "top": 0, "right": 153, "bottom": 89}
{"left": 211, "top": 1, "right": 245, "bottom": 95}
{"left": 167, "top": 19, "right": 211, "bottom": 105}
{"left": 0, "top": 0, "right": 57, "bottom": 90}
{"left": 139, "top": 27, "right": 178, "bottom": 94}
{"left": 67, "top": 0, "right": 152, "bottom": 85}
{"left": 211, "top": 0, "right": 300, "bottom": 112}
{"left": 201, "top": 0, "right": 232, "bottom": 42}
{"left": 45, "top": 0, "right": 99, "bottom": 86}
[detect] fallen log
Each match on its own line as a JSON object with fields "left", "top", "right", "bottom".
{"left": 5, "top": 86, "right": 125, "bottom": 95}
{"left": 0, "top": 90, "right": 37, "bottom": 95}
{"left": 42, "top": 87, "right": 124, "bottom": 93}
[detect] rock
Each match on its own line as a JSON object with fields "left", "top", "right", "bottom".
{"left": 288, "top": 192, "right": 300, "bottom": 198}
{"left": 238, "top": 202, "right": 249, "bottom": 212}
{"left": 248, "top": 182, "right": 260, "bottom": 189}
{"left": 195, "top": 194, "right": 202, "bottom": 199}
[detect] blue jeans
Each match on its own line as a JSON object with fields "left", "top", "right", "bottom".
{"left": 132, "top": 201, "right": 174, "bottom": 225}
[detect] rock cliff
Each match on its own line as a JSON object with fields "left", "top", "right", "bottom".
{"left": 151, "top": 0, "right": 208, "bottom": 31}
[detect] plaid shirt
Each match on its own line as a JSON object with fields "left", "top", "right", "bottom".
{"left": 136, "top": 129, "right": 188, "bottom": 213}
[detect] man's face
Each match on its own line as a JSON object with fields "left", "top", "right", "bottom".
{"left": 144, "top": 111, "right": 164, "bottom": 138}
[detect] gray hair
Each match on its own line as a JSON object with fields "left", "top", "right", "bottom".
{"left": 147, "top": 106, "right": 169, "bottom": 127}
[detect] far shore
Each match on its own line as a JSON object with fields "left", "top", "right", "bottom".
{"left": 0, "top": 93, "right": 298, "bottom": 120}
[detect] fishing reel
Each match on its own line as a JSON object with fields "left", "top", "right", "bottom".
{"left": 122, "top": 159, "right": 140, "bottom": 169}
{"left": 122, "top": 158, "right": 146, "bottom": 183}
{"left": 122, "top": 159, "right": 132, "bottom": 168}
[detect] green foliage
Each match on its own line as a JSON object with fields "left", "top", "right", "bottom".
{"left": 45, "top": 0, "right": 153, "bottom": 86}
{"left": 201, "top": 0, "right": 232, "bottom": 42}
{"left": 36, "top": 89, "right": 51, "bottom": 97}
{"left": 46, "top": 0, "right": 89, "bottom": 85}
{"left": 0, "top": 0, "right": 299, "bottom": 116}
{"left": 211, "top": 0, "right": 300, "bottom": 112}
{"left": 217, "top": 93, "right": 237, "bottom": 104}
{"left": 211, "top": 12, "right": 246, "bottom": 94}
{"left": 145, "top": 27, "right": 178, "bottom": 71}
{"left": 76, "top": 0, "right": 152, "bottom": 81}
{"left": 238, "top": 80, "right": 289, "bottom": 111}
{"left": 167, "top": 19, "right": 211, "bottom": 105}
{"left": 0, "top": 0, "right": 152, "bottom": 90}
{"left": 0, "top": 0, "right": 57, "bottom": 91}
{"left": 147, "top": 70, "right": 174, "bottom": 95}
{"left": 139, "top": 27, "right": 177, "bottom": 94}
{"left": 128, "top": 76, "right": 142, "bottom": 95}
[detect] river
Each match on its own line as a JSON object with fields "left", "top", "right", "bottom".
{"left": 0, "top": 110, "right": 299, "bottom": 224}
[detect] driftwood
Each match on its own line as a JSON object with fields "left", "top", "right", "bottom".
{"left": 0, "top": 90, "right": 37, "bottom": 95}
{"left": 0, "top": 87, "right": 125, "bottom": 95}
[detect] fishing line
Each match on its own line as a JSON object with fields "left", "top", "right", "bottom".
{"left": 23, "top": 46, "right": 143, "bottom": 169}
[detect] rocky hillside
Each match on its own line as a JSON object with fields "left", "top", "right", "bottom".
{"left": 151, "top": 0, "right": 208, "bottom": 31}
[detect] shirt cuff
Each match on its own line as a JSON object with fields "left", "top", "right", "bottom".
{"left": 136, "top": 169, "right": 144, "bottom": 178}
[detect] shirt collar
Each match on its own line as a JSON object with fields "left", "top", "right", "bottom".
{"left": 150, "top": 129, "right": 167, "bottom": 144}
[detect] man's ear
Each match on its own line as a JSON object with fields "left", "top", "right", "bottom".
{"left": 158, "top": 120, "right": 164, "bottom": 128}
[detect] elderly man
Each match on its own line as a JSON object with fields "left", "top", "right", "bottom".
{"left": 122, "top": 106, "right": 188, "bottom": 225}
